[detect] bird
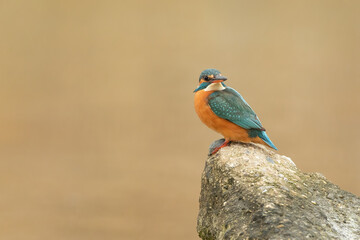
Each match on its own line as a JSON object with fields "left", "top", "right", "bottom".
{"left": 193, "top": 68, "right": 277, "bottom": 155}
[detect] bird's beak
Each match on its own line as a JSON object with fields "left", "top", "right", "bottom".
{"left": 210, "top": 75, "right": 227, "bottom": 83}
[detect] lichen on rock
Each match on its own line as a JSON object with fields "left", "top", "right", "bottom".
{"left": 197, "top": 141, "right": 360, "bottom": 240}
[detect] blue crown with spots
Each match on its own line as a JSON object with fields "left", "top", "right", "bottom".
{"left": 199, "top": 69, "right": 221, "bottom": 81}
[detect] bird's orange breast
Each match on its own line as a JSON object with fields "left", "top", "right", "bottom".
{"left": 194, "top": 90, "right": 253, "bottom": 142}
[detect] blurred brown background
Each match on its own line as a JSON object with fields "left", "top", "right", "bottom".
{"left": 0, "top": 0, "right": 359, "bottom": 239}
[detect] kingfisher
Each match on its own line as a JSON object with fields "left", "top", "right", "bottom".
{"left": 194, "top": 69, "right": 277, "bottom": 155}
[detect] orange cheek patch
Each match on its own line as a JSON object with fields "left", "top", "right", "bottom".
{"left": 199, "top": 79, "right": 206, "bottom": 84}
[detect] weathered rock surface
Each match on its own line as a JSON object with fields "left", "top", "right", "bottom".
{"left": 197, "top": 141, "right": 360, "bottom": 240}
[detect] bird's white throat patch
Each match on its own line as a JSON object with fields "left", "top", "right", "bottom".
{"left": 204, "top": 82, "right": 225, "bottom": 91}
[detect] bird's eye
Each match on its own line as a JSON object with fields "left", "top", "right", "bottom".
{"left": 204, "top": 76, "right": 209, "bottom": 81}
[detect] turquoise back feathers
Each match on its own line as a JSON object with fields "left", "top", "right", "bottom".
{"left": 208, "top": 87, "right": 278, "bottom": 150}
{"left": 208, "top": 88, "right": 264, "bottom": 130}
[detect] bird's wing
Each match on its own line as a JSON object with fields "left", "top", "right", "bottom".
{"left": 208, "top": 87, "right": 265, "bottom": 130}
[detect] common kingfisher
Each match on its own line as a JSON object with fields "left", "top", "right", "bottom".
{"left": 194, "top": 69, "right": 277, "bottom": 155}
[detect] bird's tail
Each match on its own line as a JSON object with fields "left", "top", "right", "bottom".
{"left": 258, "top": 131, "right": 278, "bottom": 150}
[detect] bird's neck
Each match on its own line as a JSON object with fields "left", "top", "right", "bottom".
{"left": 204, "top": 82, "right": 226, "bottom": 91}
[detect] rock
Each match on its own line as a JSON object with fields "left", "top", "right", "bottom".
{"left": 197, "top": 141, "right": 360, "bottom": 240}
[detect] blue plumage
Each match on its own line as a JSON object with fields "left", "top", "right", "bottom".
{"left": 208, "top": 87, "right": 277, "bottom": 150}
{"left": 258, "top": 131, "right": 277, "bottom": 150}
{"left": 249, "top": 129, "right": 278, "bottom": 150}
{"left": 193, "top": 82, "right": 211, "bottom": 92}
{"left": 208, "top": 87, "right": 264, "bottom": 130}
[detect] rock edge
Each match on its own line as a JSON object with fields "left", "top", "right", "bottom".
{"left": 197, "top": 142, "right": 360, "bottom": 240}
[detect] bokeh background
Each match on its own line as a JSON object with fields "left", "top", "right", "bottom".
{"left": 1, "top": 0, "right": 359, "bottom": 239}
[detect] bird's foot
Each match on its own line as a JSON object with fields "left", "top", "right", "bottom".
{"left": 210, "top": 140, "right": 231, "bottom": 155}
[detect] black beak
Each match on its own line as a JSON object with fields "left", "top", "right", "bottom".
{"left": 210, "top": 75, "right": 227, "bottom": 82}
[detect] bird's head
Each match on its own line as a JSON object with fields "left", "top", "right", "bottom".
{"left": 194, "top": 69, "right": 227, "bottom": 92}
